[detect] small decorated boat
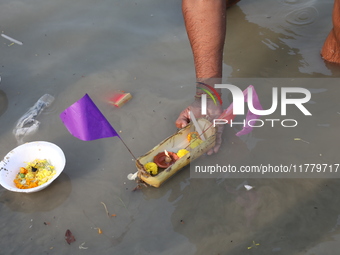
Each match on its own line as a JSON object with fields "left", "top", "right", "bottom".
{"left": 135, "top": 118, "right": 216, "bottom": 187}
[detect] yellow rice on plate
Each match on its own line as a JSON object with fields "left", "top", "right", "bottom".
{"left": 14, "top": 159, "right": 56, "bottom": 189}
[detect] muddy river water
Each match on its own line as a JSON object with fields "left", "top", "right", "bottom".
{"left": 1, "top": 0, "right": 340, "bottom": 254}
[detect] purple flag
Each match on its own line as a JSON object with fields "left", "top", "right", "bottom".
{"left": 235, "top": 85, "right": 263, "bottom": 136}
{"left": 60, "top": 94, "right": 120, "bottom": 141}
{"left": 218, "top": 85, "right": 263, "bottom": 136}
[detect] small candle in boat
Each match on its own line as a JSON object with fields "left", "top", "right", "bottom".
{"left": 164, "top": 150, "right": 171, "bottom": 163}
{"left": 154, "top": 150, "right": 179, "bottom": 168}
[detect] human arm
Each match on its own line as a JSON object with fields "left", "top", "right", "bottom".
{"left": 176, "top": 0, "right": 227, "bottom": 155}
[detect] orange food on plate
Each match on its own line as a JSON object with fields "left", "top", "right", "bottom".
{"left": 14, "top": 159, "right": 55, "bottom": 189}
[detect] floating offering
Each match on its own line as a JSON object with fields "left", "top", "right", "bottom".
{"left": 109, "top": 91, "right": 132, "bottom": 108}
{"left": 177, "top": 149, "right": 189, "bottom": 158}
{"left": 135, "top": 118, "right": 216, "bottom": 187}
{"left": 189, "top": 138, "right": 204, "bottom": 149}
{"left": 144, "top": 162, "right": 158, "bottom": 175}
{"left": 187, "top": 131, "right": 200, "bottom": 142}
{"left": 187, "top": 131, "right": 204, "bottom": 148}
{"left": 153, "top": 150, "right": 179, "bottom": 169}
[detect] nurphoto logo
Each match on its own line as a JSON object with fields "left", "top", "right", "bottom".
{"left": 201, "top": 84, "right": 312, "bottom": 128}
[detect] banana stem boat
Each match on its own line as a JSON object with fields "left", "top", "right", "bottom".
{"left": 135, "top": 118, "right": 216, "bottom": 187}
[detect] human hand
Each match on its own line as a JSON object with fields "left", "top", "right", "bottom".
{"left": 175, "top": 97, "right": 223, "bottom": 155}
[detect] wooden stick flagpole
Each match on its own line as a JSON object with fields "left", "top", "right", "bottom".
{"left": 118, "top": 136, "right": 137, "bottom": 161}
{"left": 117, "top": 136, "right": 148, "bottom": 181}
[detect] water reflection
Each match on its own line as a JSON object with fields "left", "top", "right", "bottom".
{"left": 0, "top": 172, "right": 71, "bottom": 213}
{"left": 224, "top": 5, "right": 315, "bottom": 77}
{"left": 281, "top": 0, "right": 316, "bottom": 4}
{"left": 144, "top": 173, "right": 340, "bottom": 254}
{"left": 224, "top": 0, "right": 339, "bottom": 76}
{"left": 285, "top": 6, "right": 319, "bottom": 26}
{"left": 0, "top": 89, "right": 8, "bottom": 118}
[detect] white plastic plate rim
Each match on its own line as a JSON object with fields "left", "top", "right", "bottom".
{"left": 0, "top": 141, "right": 66, "bottom": 193}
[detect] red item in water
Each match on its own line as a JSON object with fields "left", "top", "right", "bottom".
{"left": 65, "top": 229, "right": 76, "bottom": 244}
{"left": 109, "top": 91, "right": 132, "bottom": 107}
{"left": 154, "top": 151, "right": 179, "bottom": 168}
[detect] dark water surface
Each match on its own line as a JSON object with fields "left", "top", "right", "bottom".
{"left": 1, "top": 0, "right": 340, "bottom": 254}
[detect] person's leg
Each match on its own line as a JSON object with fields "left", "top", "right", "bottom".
{"left": 321, "top": 0, "right": 340, "bottom": 64}
{"left": 226, "top": 0, "right": 240, "bottom": 9}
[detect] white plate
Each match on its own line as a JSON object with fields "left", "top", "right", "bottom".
{"left": 0, "top": 141, "right": 66, "bottom": 193}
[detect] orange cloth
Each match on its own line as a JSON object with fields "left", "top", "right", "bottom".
{"left": 321, "top": 0, "right": 340, "bottom": 64}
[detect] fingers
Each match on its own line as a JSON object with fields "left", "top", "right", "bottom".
{"left": 175, "top": 108, "right": 190, "bottom": 129}
{"left": 207, "top": 135, "right": 222, "bottom": 155}
{"left": 207, "top": 125, "right": 224, "bottom": 155}
{"left": 175, "top": 100, "right": 225, "bottom": 155}
{"left": 213, "top": 132, "right": 223, "bottom": 153}
{"left": 206, "top": 143, "right": 222, "bottom": 155}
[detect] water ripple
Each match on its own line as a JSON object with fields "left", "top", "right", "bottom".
{"left": 285, "top": 6, "right": 319, "bottom": 26}
{"left": 283, "top": 0, "right": 311, "bottom": 4}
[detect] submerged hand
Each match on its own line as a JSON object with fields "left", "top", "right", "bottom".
{"left": 175, "top": 98, "right": 223, "bottom": 155}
